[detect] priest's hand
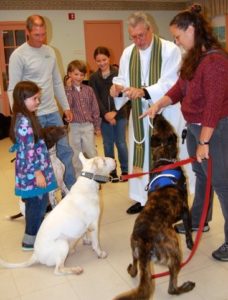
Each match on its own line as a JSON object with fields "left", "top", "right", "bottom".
{"left": 124, "top": 87, "right": 145, "bottom": 99}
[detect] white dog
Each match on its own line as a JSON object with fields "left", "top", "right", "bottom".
{"left": 0, "top": 153, "right": 115, "bottom": 275}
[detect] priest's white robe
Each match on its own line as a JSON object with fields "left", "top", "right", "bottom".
{"left": 117, "top": 38, "right": 195, "bottom": 205}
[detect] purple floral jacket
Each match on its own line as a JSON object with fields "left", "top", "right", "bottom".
{"left": 10, "top": 114, "right": 57, "bottom": 198}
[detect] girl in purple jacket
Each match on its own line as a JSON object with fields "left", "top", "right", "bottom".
{"left": 10, "top": 81, "right": 57, "bottom": 250}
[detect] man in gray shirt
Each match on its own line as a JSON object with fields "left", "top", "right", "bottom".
{"left": 8, "top": 15, "right": 76, "bottom": 190}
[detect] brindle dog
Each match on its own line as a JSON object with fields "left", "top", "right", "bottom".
{"left": 113, "top": 114, "right": 195, "bottom": 300}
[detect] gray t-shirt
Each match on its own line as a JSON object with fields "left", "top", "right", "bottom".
{"left": 8, "top": 42, "right": 69, "bottom": 116}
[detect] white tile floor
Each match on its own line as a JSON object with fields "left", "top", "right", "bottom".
{"left": 0, "top": 136, "right": 228, "bottom": 300}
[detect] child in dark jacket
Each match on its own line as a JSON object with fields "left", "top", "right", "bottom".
{"left": 89, "top": 47, "right": 128, "bottom": 182}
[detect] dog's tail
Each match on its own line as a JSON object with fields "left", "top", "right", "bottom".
{"left": 113, "top": 288, "right": 149, "bottom": 300}
{"left": 113, "top": 264, "right": 153, "bottom": 300}
{"left": 113, "top": 285, "right": 152, "bottom": 300}
{"left": 0, "top": 253, "right": 38, "bottom": 269}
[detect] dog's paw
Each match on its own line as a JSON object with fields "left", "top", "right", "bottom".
{"left": 168, "top": 281, "right": 195, "bottom": 294}
{"left": 181, "top": 281, "right": 195, "bottom": 292}
{"left": 127, "top": 263, "right": 138, "bottom": 277}
{"left": 72, "top": 266, "right": 83, "bottom": 275}
{"left": 97, "top": 250, "right": 107, "bottom": 259}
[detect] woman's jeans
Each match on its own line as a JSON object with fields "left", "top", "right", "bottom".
{"left": 101, "top": 118, "right": 128, "bottom": 174}
{"left": 187, "top": 118, "right": 228, "bottom": 242}
{"left": 22, "top": 193, "right": 48, "bottom": 246}
{"left": 38, "top": 111, "right": 76, "bottom": 190}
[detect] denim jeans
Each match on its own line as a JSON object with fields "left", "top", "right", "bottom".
{"left": 101, "top": 118, "right": 128, "bottom": 173}
{"left": 38, "top": 112, "right": 76, "bottom": 190}
{"left": 22, "top": 193, "right": 48, "bottom": 246}
{"left": 187, "top": 118, "right": 228, "bottom": 242}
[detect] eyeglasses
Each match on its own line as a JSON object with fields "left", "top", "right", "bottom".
{"left": 129, "top": 29, "right": 148, "bottom": 42}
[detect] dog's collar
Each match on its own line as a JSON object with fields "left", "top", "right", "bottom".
{"left": 153, "top": 158, "right": 176, "bottom": 168}
{"left": 156, "top": 158, "right": 176, "bottom": 163}
{"left": 80, "top": 171, "right": 110, "bottom": 183}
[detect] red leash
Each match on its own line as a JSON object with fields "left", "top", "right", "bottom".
{"left": 121, "top": 157, "right": 196, "bottom": 180}
{"left": 122, "top": 157, "right": 212, "bottom": 279}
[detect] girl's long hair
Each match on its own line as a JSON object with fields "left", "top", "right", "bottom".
{"left": 93, "top": 46, "right": 110, "bottom": 59}
{"left": 10, "top": 81, "right": 42, "bottom": 143}
{"left": 170, "top": 4, "right": 224, "bottom": 80}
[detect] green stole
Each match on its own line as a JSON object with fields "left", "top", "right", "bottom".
{"left": 129, "top": 34, "right": 162, "bottom": 171}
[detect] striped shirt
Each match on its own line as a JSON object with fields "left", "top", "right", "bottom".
{"left": 65, "top": 84, "right": 101, "bottom": 130}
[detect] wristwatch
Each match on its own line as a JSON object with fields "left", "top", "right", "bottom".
{"left": 198, "top": 140, "right": 210, "bottom": 145}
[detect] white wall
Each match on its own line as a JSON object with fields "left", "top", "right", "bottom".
{"left": 212, "top": 15, "right": 225, "bottom": 26}
{"left": 0, "top": 10, "right": 178, "bottom": 76}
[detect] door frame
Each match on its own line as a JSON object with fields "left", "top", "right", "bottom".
{"left": 84, "top": 20, "right": 123, "bottom": 74}
{"left": 0, "top": 21, "right": 26, "bottom": 115}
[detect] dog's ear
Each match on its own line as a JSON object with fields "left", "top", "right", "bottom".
{"left": 42, "top": 126, "right": 68, "bottom": 149}
{"left": 153, "top": 113, "right": 162, "bottom": 123}
{"left": 42, "top": 127, "right": 56, "bottom": 149}
{"left": 90, "top": 157, "right": 109, "bottom": 175}
{"left": 92, "top": 157, "right": 104, "bottom": 172}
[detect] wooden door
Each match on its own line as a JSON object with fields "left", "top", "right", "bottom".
{"left": 226, "top": 14, "right": 228, "bottom": 51}
{"left": 84, "top": 20, "right": 123, "bottom": 75}
{"left": 0, "top": 22, "right": 26, "bottom": 115}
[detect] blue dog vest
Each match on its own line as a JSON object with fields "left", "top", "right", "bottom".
{"left": 148, "top": 169, "right": 182, "bottom": 193}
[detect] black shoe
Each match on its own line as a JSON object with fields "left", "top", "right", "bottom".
{"left": 22, "top": 243, "right": 34, "bottom": 251}
{"left": 110, "top": 171, "right": 119, "bottom": 183}
{"left": 212, "top": 243, "right": 228, "bottom": 261}
{"left": 120, "top": 172, "right": 128, "bottom": 182}
{"left": 174, "top": 222, "right": 210, "bottom": 234}
{"left": 126, "top": 202, "right": 143, "bottom": 214}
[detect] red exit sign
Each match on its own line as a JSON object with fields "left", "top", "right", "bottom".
{"left": 68, "top": 13, "right": 75, "bottom": 20}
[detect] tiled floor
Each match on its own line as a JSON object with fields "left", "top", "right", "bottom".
{"left": 0, "top": 136, "right": 228, "bottom": 300}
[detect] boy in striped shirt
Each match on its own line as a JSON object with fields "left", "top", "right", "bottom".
{"left": 65, "top": 60, "right": 101, "bottom": 178}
